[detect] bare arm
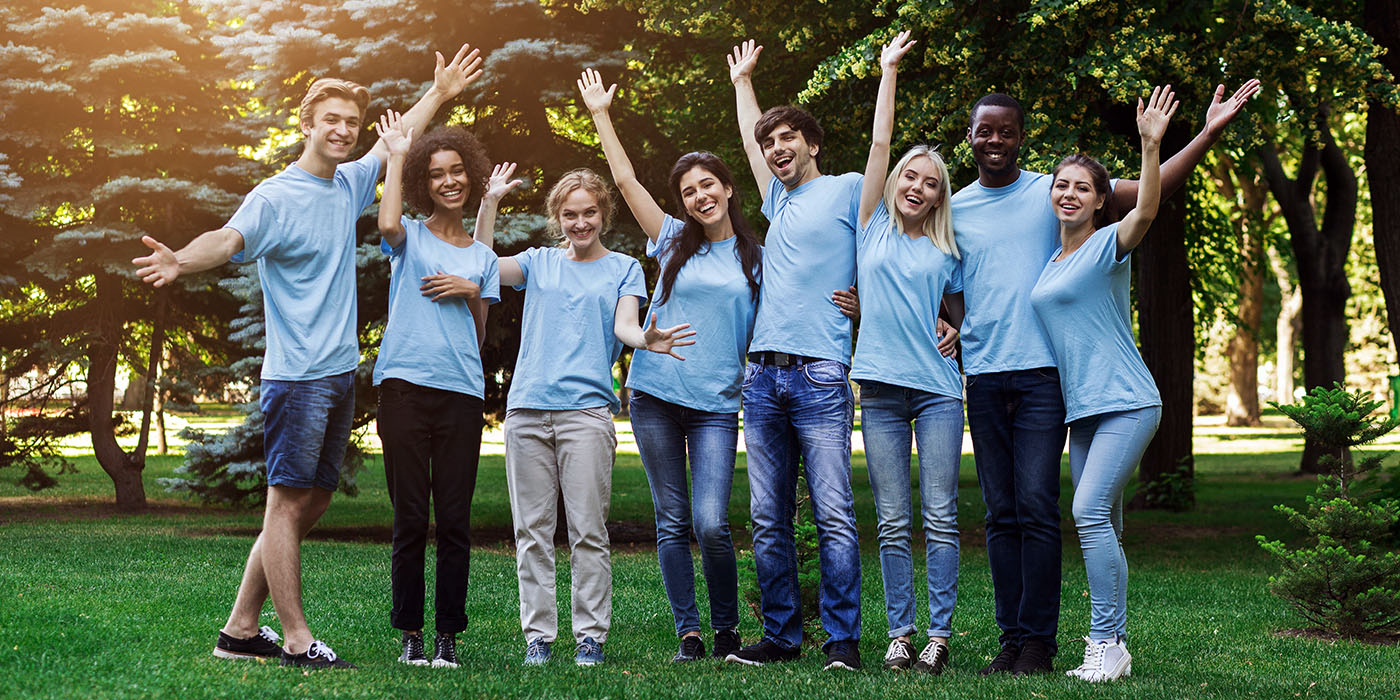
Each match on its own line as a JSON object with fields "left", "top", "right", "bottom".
{"left": 943, "top": 292, "right": 965, "bottom": 329}
{"left": 860, "top": 31, "right": 915, "bottom": 228}
{"left": 497, "top": 257, "right": 524, "bottom": 287}
{"left": 613, "top": 296, "right": 697, "bottom": 360}
{"left": 1111, "top": 79, "right": 1261, "bottom": 210}
{"left": 132, "top": 229, "right": 243, "bottom": 287}
{"left": 376, "top": 111, "right": 413, "bottom": 249}
{"left": 579, "top": 69, "right": 667, "bottom": 241}
{"left": 728, "top": 40, "right": 770, "bottom": 200}
{"left": 469, "top": 298, "right": 488, "bottom": 350}
{"left": 1117, "top": 86, "right": 1179, "bottom": 256}
{"left": 368, "top": 43, "right": 484, "bottom": 172}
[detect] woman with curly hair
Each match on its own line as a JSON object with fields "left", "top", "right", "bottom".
{"left": 373, "top": 113, "right": 522, "bottom": 668}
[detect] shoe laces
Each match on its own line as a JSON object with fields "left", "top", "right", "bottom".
{"left": 578, "top": 637, "right": 602, "bottom": 656}
{"left": 307, "top": 640, "right": 338, "bottom": 662}
{"left": 885, "top": 640, "right": 911, "bottom": 662}
{"left": 1076, "top": 637, "right": 1109, "bottom": 676}
{"left": 918, "top": 640, "right": 947, "bottom": 666}
{"left": 435, "top": 634, "right": 457, "bottom": 661}
{"left": 527, "top": 638, "right": 549, "bottom": 655}
{"left": 681, "top": 636, "right": 704, "bottom": 656}
{"left": 258, "top": 626, "right": 281, "bottom": 644}
{"left": 992, "top": 645, "right": 1019, "bottom": 665}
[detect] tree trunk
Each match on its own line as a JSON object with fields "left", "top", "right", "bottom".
{"left": 134, "top": 296, "right": 166, "bottom": 463}
{"left": 1366, "top": 0, "right": 1400, "bottom": 358}
{"left": 88, "top": 272, "right": 146, "bottom": 508}
{"left": 1269, "top": 246, "right": 1303, "bottom": 403}
{"left": 155, "top": 359, "right": 168, "bottom": 455}
{"left": 1132, "top": 126, "right": 1195, "bottom": 509}
{"left": 1217, "top": 156, "right": 1267, "bottom": 427}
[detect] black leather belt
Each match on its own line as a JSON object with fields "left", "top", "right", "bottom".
{"left": 748, "top": 351, "right": 822, "bottom": 367}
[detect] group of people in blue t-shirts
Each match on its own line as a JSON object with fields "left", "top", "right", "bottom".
{"left": 133, "top": 34, "right": 1260, "bottom": 679}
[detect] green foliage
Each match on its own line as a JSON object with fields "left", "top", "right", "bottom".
{"left": 1140, "top": 457, "right": 1196, "bottom": 512}
{"left": 1270, "top": 382, "right": 1400, "bottom": 494}
{"left": 738, "top": 474, "right": 822, "bottom": 640}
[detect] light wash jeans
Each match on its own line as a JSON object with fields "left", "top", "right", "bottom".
{"left": 858, "top": 381, "right": 964, "bottom": 639}
{"left": 1068, "top": 405, "right": 1161, "bottom": 640}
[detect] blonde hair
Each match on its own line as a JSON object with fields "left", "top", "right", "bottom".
{"left": 883, "top": 146, "right": 958, "bottom": 258}
{"left": 298, "top": 78, "right": 371, "bottom": 127}
{"left": 545, "top": 169, "right": 616, "bottom": 245}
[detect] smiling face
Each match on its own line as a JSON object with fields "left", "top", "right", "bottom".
{"left": 301, "top": 96, "right": 362, "bottom": 164}
{"left": 760, "top": 123, "right": 819, "bottom": 187}
{"left": 1050, "top": 164, "right": 1106, "bottom": 227}
{"left": 557, "top": 187, "right": 604, "bottom": 251}
{"left": 426, "top": 149, "right": 470, "bottom": 214}
{"left": 678, "top": 165, "right": 733, "bottom": 227}
{"left": 892, "top": 155, "right": 944, "bottom": 225}
{"left": 967, "top": 105, "right": 1023, "bottom": 180}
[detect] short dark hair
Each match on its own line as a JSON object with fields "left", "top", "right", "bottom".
{"left": 1052, "top": 154, "right": 1114, "bottom": 228}
{"left": 754, "top": 105, "right": 824, "bottom": 162}
{"left": 402, "top": 126, "right": 492, "bottom": 215}
{"left": 969, "top": 93, "right": 1025, "bottom": 131}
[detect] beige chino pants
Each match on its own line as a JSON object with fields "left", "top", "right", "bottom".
{"left": 504, "top": 406, "right": 616, "bottom": 644}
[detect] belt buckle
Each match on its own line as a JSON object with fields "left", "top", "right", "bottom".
{"left": 774, "top": 352, "right": 792, "bottom": 367}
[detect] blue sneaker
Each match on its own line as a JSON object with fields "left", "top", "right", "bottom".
{"left": 524, "top": 638, "right": 551, "bottom": 666}
{"left": 575, "top": 636, "right": 604, "bottom": 666}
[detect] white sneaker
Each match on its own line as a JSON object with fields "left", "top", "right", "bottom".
{"left": 1066, "top": 636, "right": 1131, "bottom": 682}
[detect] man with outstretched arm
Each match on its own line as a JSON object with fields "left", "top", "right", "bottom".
{"left": 132, "top": 44, "right": 485, "bottom": 669}
{"left": 951, "top": 80, "right": 1260, "bottom": 676}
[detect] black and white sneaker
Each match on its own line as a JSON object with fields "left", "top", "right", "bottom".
{"left": 712, "top": 629, "right": 742, "bottom": 660}
{"left": 979, "top": 642, "right": 1020, "bottom": 675}
{"left": 882, "top": 638, "right": 914, "bottom": 670}
{"left": 673, "top": 635, "right": 706, "bottom": 662}
{"left": 398, "top": 632, "right": 428, "bottom": 666}
{"left": 824, "top": 640, "right": 862, "bottom": 671}
{"left": 725, "top": 638, "right": 800, "bottom": 666}
{"left": 432, "top": 633, "right": 459, "bottom": 668}
{"left": 912, "top": 639, "right": 950, "bottom": 675}
{"left": 1011, "top": 639, "right": 1054, "bottom": 676}
{"left": 281, "top": 640, "right": 355, "bottom": 669}
{"left": 213, "top": 625, "right": 283, "bottom": 661}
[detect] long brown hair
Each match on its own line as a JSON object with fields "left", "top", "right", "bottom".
{"left": 657, "top": 153, "right": 762, "bottom": 306}
{"left": 1051, "top": 154, "right": 1114, "bottom": 229}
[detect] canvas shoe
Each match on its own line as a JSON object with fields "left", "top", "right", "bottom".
{"left": 281, "top": 639, "right": 355, "bottom": 669}
{"left": 672, "top": 635, "right": 705, "bottom": 662}
{"left": 823, "top": 640, "right": 862, "bottom": 671}
{"left": 431, "top": 633, "right": 459, "bottom": 668}
{"left": 711, "top": 629, "right": 742, "bottom": 660}
{"left": 213, "top": 625, "right": 283, "bottom": 661}
{"left": 523, "top": 638, "right": 551, "bottom": 666}
{"left": 882, "top": 638, "right": 915, "bottom": 671}
{"left": 575, "top": 636, "right": 604, "bottom": 666}
{"left": 398, "top": 632, "right": 428, "bottom": 666}
{"left": 1066, "top": 637, "right": 1131, "bottom": 682}
{"left": 725, "top": 638, "right": 800, "bottom": 666}
{"left": 912, "top": 639, "right": 950, "bottom": 675}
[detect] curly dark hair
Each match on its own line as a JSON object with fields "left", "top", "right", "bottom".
{"left": 402, "top": 126, "right": 492, "bottom": 215}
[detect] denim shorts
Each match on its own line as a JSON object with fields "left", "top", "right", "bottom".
{"left": 261, "top": 371, "right": 355, "bottom": 491}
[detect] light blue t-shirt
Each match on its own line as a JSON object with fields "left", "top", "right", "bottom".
{"left": 749, "top": 173, "right": 863, "bottom": 364}
{"left": 850, "top": 201, "right": 964, "bottom": 399}
{"left": 626, "top": 215, "right": 760, "bottom": 414}
{"left": 227, "top": 152, "right": 380, "bottom": 381}
{"left": 1029, "top": 223, "right": 1162, "bottom": 422}
{"left": 507, "top": 246, "right": 647, "bottom": 413}
{"left": 373, "top": 218, "right": 500, "bottom": 398}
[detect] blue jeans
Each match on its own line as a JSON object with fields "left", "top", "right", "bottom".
{"left": 858, "top": 381, "right": 964, "bottom": 639}
{"left": 741, "top": 359, "right": 861, "bottom": 650}
{"left": 964, "top": 368, "right": 1067, "bottom": 652}
{"left": 629, "top": 390, "right": 740, "bottom": 637}
{"left": 1068, "top": 406, "right": 1161, "bottom": 640}
{"left": 261, "top": 371, "right": 355, "bottom": 491}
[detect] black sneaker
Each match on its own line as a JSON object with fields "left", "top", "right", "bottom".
{"left": 281, "top": 640, "right": 355, "bottom": 669}
{"left": 431, "top": 632, "right": 459, "bottom": 668}
{"left": 912, "top": 639, "right": 950, "bottom": 675}
{"left": 824, "top": 640, "right": 862, "bottom": 671}
{"left": 979, "top": 642, "right": 1020, "bottom": 675}
{"left": 725, "top": 638, "right": 800, "bottom": 666}
{"left": 1011, "top": 639, "right": 1054, "bottom": 676}
{"left": 673, "top": 635, "right": 706, "bottom": 662}
{"left": 213, "top": 625, "right": 283, "bottom": 661}
{"left": 398, "top": 632, "right": 428, "bottom": 666}
{"left": 712, "top": 629, "right": 742, "bottom": 660}
{"left": 882, "top": 638, "right": 914, "bottom": 670}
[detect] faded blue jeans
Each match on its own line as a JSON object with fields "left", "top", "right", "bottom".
{"left": 1068, "top": 405, "right": 1161, "bottom": 641}
{"left": 629, "top": 390, "right": 740, "bottom": 637}
{"left": 858, "top": 381, "right": 964, "bottom": 639}
{"left": 741, "top": 358, "right": 861, "bottom": 650}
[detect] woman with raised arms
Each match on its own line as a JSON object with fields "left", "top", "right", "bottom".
{"left": 1028, "top": 86, "right": 1178, "bottom": 682}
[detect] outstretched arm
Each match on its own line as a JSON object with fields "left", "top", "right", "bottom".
{"left": 860, "top": 30, "right": 915, "bottom": 228}
{"left": 614, "top": 298, "right": 698, "bottom": 360}
{"left": 368, "top": 43, "right": 484, "bottom": 172}
{"left": 1111, "top": 79, "right": 1261, "bottom": 209}
{"left": 132, "top": 229, "right": 243, "bottom": 287}
{"left": 728, "top": 40, "right": 770, "bottom": 200}
{"left": 1116, "top": 86, "right": 1179, "bottom": 255}
{"left": 473, "top": 161, "right": 524, "bottom": 250}
{"left": 376, "top": 110, "right": 414, "bottom": 250}
{"left": 579, "top": 69, "right": 667, "bottom": 241}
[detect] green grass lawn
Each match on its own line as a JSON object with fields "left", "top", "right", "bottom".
{"left": 1, "top": 417, "right": 1397, "bottom": 698}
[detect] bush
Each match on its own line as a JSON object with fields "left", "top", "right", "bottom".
{"left": 738, "top": 474, "right": 822, "bottom": 643}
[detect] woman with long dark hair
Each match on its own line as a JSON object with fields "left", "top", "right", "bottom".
{"left": 577, "top": 68, "right": 763, "bottom": 662}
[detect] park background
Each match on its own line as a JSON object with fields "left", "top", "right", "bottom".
{"left": 1, "top": 0, "right": 1399, "bottom": 698}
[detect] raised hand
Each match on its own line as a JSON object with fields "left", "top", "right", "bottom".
{"left": 1137, "top": 85, "right": 1180, "bottom": 148}
{"left": 728, "top": 39, "right": 763, "bottom": 84}
{"left": 1203, "top": 78, "right": 1262, "bottom": 137}
{"left": 642, "top": 313, "right": 697, "bottom": 361}
{"left": 420, "top": 272, "right": 480, "bottom": 302}
{"left": 880, "top": 29, "right": 915, "bottom": 72}
{"left": 377, "top": 110, "right": 413, "bottom": 158}
{"left": 577, "top": 68, "right": 617, "bottom": 115}
{"left": 133, "top": 235, "right": 179, "bottom": 287}
{"left": 432, "top": 43, "right": 485, "bottom": 99}
{"left": 485, "top": 162, "right": 524, "bottom": 202}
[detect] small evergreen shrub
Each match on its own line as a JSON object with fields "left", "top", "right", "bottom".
{"left": 739, "top": 474, "right": 822, "bottom": 642}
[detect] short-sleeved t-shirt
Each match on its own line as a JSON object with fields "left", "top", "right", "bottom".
{"left": 749, "top": 172, "right": 863, "bottom": 364}
{"left": 626, "top": 215, "right": 760, "bottom": 414}
{"left": 373, "top": 218, "right": 500, "bottom": 398}
{"left": 507, "top": 246, "right": 647, "bottom": 413}
{"left": 850, "top": 201, "right": 964, "bottom": 399}
{"left": 1029, "top": 223, "right": 1161, "bottom": 422}
{"left": 226, "top": 152, "right": 380, "bottom": 381}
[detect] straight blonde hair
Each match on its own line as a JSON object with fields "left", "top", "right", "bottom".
{"left": 883, "top": 145, "right": 958, "bottom": 258}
